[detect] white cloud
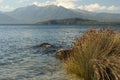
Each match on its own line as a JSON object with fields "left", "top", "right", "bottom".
{"left": 0, "top": 5, "right": 14, "bottom": 11}
{"left": 78, "top": 3, "right": 119, "bottom": 12}
{"left": 79, "top": 3, "right": 106, "bottom": 11}
{"left": 32, "top": 1, "right": 119, "bottom": 12}
{"left": 33, "top": 1, "right": 53, "bottom": 6}
{"left": 33, "top": 0, "right": 79, "bottom": 9}
{"left": 18, "top": 0, "right": 29, "bottom": 3}
{"left": 55, "top": 0, "right": 78, "bottom": 9}
{"left": 107, "top": 5, "right": 118, "bottom": 11}
{"left": 0, "top": 0, "right": 3, "bottom": 3}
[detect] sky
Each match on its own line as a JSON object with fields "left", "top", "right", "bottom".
{"left": 0, "top": 0, "right": 120, "bottom": 13}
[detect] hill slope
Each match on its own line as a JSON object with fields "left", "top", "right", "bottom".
{"left": 5, "top": 5, "right": 120, "bottom": 23}
{"left": 0, "top": 12, "right": 17, "bottom": 24}
{"left": 5, "top": 5, "right": 82, "bottom": 24}
{"left": 0, "top": 5, "right": 119, "bottom": 24}
{"left": 37, "top": 18, "right": 99, "bottom": 25}
{"left": 37, "top": 18, "right": 120, "bottom": 25}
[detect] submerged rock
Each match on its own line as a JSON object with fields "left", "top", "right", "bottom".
{"left": 31, "top": 42, "right": 61, "bottom": 55}
{"left": 32, "top": 42, "right": 55, "bottom": 48}
{"left": 55, "top": 49, "right": 72, "bottom": 61}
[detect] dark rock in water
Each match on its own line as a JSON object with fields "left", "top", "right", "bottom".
{"left": 32, "top": 42, "right": 55, "bottom": 48}
{"left": 55, "top": 49, "right": 72, "bottom": 61}
{"left": 31, "top": 42, "right": 68, "bottom": 56}
{"left": 31, "top": 42, "right": 59, "bottom": 55}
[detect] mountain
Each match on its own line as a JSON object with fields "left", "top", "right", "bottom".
{"left": 73, "top": 9, "right": 120, "bottom": 22}
{"left": 5, "top": 5, "right": 82, "bottom": 24}
{"left": 0, "top": 5, "right": 119, "bottom": 24}
{"left": 0, "top": 12, "right": 17, "bottom": 24}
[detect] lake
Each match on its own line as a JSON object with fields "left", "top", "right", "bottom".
{"left": 0, "top": 25, "right": 119, "bottom": 80}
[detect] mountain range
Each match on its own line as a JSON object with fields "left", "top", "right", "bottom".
{"left": 0, "top": 5, "right": 120, "bottom": 24}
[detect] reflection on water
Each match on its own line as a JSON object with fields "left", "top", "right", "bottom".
{"left": 0, "top": 25, "right": 119, "bottom": 80}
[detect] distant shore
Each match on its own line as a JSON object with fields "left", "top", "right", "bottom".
{"left": 36, "top": 18, "right": 120, "bottom": 25}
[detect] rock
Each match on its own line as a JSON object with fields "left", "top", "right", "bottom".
{"left": 32, "top": 42, "right": 55, "bottom": 48}
{"left": 55, "top": 49, "right": 72, "bottom": 61}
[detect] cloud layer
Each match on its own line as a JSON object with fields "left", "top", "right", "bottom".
{"left": 33, "top": 1, "right": 119, "bottom": 13}
{"left": 0, "top": 5, "right": 14, "bottom": 11}
{"left": 33, "top": 0, "right": 78, "bottom": 9}
{"left": 0, "top": 0, "right": 3, "bottom": 3}
{"left": 79, "top": 3, "right": 119, "bottom": 12}
{"left": 0, "top": 0, "right": 14, "bottom": 12}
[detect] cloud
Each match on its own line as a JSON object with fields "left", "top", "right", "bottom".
{"left": 0, "top": 5, "right": 14, "bottom": 11}
{"left": 0, "top": 0, "right": 3, "bottom": 3}
{"left": 78, "top": 3, "right": 119, "bottom": 12}
{"left": 33, "top": 1, "right": 119, "bottom": 12}
{"left": 107, "top": 5, "right": 118, "bottom": 11}
{"left": 33, "top": 0, "right": 79, "bottom": 9}
{"left": 18, "top": 0, "right": 30, "bottom": 3}
{"left": 55, "top": 0, "right": 78, "bottom": 9}
{"left": 33, "top": 1, "right": 52, "bottom": 6}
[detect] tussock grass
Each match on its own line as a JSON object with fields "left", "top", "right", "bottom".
{"left": 63, "top": 28, "right": 120, "bottom": 80}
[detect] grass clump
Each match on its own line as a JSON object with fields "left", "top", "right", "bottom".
{"left": 63, "top": 28, "right": 120, "bottom": 80}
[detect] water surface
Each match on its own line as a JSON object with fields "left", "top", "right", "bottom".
{"left": 0, "top": 25, "right": 119, "bottom": 80}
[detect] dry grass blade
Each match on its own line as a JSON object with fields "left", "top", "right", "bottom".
{"left": 60, "top": 28, "right": 120, "bottom": 80}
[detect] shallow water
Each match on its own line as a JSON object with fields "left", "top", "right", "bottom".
{"left": 0, "top": 25, "right": 119, "bottom": 80}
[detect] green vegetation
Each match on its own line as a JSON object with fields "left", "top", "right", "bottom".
{"left": 36, "top": 18, "right": 120, "bottom": 25}
{"left": 37, "top": 18, "right": 98, "bottom": 25}
{"left": 61, "top": 29, "right": 120, "bottom": 80}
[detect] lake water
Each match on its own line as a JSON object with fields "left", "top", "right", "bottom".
{"left": 0, "top": 25, "right": 119, "bottom": 80}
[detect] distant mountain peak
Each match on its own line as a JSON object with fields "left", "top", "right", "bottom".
{"left": 0, "top": 4, "right": 120, "bottom": 24}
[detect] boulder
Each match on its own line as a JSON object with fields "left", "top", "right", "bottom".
{"left": 32, "top": 42, "right": 55, "bottom": 48}
{"left": 55, "top": 49, "right": 72, "bottom": 61}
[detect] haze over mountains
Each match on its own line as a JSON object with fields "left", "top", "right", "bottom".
{"left": 0, "top": 5, "right": 120, "bottom": 24}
